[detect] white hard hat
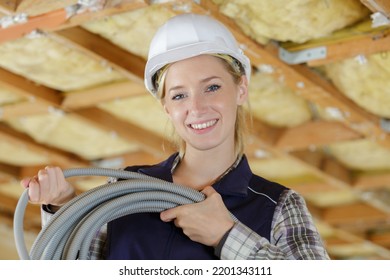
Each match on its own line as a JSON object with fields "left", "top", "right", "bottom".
{"left": 144, "top": 13, "right": 251, "bottom": 97}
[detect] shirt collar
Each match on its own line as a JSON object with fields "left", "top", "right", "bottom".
{"left": 138, "top": 153, "right": 252, "bottom": 197}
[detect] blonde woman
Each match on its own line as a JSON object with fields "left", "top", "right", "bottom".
{"left": 21, "top": 13, "right": 329, "bottom": 260}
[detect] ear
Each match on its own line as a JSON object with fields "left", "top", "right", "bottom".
{"left": 236, "top": 76, "right": 249, "bottom": 105}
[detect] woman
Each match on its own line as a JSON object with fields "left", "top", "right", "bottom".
{"left": 21, "top": 13, "right": 329, "bottom": 260}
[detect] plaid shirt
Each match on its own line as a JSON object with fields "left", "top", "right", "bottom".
{"left": 84, "top": 189, "right": 329, "bottom": 260}
{"left": 42, "top": 154, "right": 329, "bottom": 260}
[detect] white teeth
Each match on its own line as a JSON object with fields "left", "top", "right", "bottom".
{"left": 191, "top": 120, "right": 217, "bottom": 130}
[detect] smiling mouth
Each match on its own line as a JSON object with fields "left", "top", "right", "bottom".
{"left": 189, "top": 119, "right": 218, "bottom": 130}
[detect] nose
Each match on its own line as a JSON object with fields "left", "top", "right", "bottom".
{"left": 188, "top": 94, "right": 207, "bottom": 116}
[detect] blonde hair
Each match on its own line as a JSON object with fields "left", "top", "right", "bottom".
{"left": 154, "top": 54, "right": 250, "bottom": 158}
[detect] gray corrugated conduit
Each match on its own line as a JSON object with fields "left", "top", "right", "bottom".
{"left": 14, "top": 167, "right": 238, "bottom": 260}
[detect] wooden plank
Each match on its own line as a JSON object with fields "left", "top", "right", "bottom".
{"left": 0, "top": 123, "right": 88, "bottom": 168}
{"left": 369, "top": 231, "right": 390, "bottom": 247}
{"left": 55, "top": 27, "right": 145, "bottom": 82}
{"left": 0, "top": 8, "right": 68, "bottom": 44}
{"left": 0, "top": 162, "right": 20, "bottom": 178}
{"left": 62, "top": 81, "right": 147, "bottom": 110}
{"left": 96, "top": 150, "right": 166, "bottom": 168}
{"left": 288, "top": 181, "right": 339, "bottom": 195}
{"left": 56, "top": 0, "right": 148, "bottom": 31}
{"left": 0, "top": 101, "right": 49, "bottom": 120}
{"left": 279, "top": 18, "right": 390, "bottom": 65}
{"left": 0, "top": 0, "right": 147, "bottom": 44}
{"left": 291, "top": 150, "right": 353, "bottom": 185}
{"left": 322, "top": 202, "right": 390, "bottom": 227}
{"left": 307, "top": 30, "right": 390, "bottom": 66}
{"left": 354, "top": 172, "right": 390, "bottom": 190}
{"left": 0, "top": 0, "right": 17, "bottom": 14}
{"left": 188, "top": 0, "right": 390, "bottom": 150}
{"left": 275, "top": 120, "right": 363, "bottom": 151}
{"left": 0, "top": 68, "right": 62, "bottom": 106}
{"left": 15, "top": 0, "right": 78, "bottom": 16}
{"left": 361, "top": 0, "right": 390, "bottom": 17}
{"left": 75, "top": 107, "right": 173, "bottom": 157}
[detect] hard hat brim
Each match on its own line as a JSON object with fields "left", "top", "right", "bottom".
{"left": 144, "top": 41, "right": 251, "bottom": 97}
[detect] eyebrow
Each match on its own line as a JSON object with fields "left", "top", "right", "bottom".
{"left": 167, "top": 76, "right": 222, "bottom": 92}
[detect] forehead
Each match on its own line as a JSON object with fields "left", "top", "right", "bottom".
{"left": 165, "top": 55, "right": 230, "bottom": 82}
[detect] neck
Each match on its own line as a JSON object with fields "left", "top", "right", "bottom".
{"left": 173, "top": 147, "right": 238, "bottom": 190}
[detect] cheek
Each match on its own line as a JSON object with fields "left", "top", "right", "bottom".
{"left": 165, "top": 104, "right": 185, "bottom": 124}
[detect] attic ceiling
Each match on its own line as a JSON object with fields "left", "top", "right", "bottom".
{"left": 0, "top": 0, "right": 390, "bottom": 260}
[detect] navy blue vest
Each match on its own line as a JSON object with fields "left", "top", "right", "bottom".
{"left": 106, "top": 154, "right": 287, "bottom": 259}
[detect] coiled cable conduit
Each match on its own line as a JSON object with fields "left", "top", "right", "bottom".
{"left": 14, "top": 167, "right": 238, "bottom": 260}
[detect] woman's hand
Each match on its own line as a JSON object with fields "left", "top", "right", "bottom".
{"left": 160, "top": 186, "right": 234, "bottom": 247}
{"left": 20, "top": 166, "right": 76, "bottom": 207}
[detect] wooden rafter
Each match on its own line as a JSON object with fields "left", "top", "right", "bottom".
{"left": 0, "top": 67, "right": 62, "bottom": 106}
{"left": 55, "top": 27, "right": 145, "bottom": 82}
{"left": 281, "top": 20, "right": 390, "bottom": 66}
{"left": 0, "top": 65, "right": 166, "bottom": 158}
{"left": 0, "top": 0, "right": 148, "bottom": 44}
{"left": 323, "top": 202, "right": 390, "bottom": 228}
{"left": 186, "top": 0, "right": 390, "bottom": 150}
{"left": 62, "top": 80, "right": 147, "bottom": 110}
{"left": 361, "top": 0, "right": 390, "bottom": 17}
{"left": 0, "top": 0, "right": 17, "bottom": 14}
{"left": 15, "top": 0, "right": 78, "bottom": 16}
{"left": 274, "top": 120, "right": 363, "bottom": 151}
{"left": 354, "top": 172, "right": 390, "bottom": 190}
{"left": 0, "top": 123, "right": 88, "bottom": 168}
{"left": 75, "top": 107, "right": 173, "bottom": 157}
{"left": 0, "top": 0, "right": 389, "bottom": 260}
{"left": 0, "top": 8, "right": 68, "bottom": 43}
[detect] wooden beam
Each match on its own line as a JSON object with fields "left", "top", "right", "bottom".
{"left": 307, "top": 30, "right": 390, "bottom": 66}
{"left": 0, "top": 101, "right": 49, "bottom": 120}
{"left": 0, "top": 67, "right": 168, "bottom": 161}
{"left": 354, "top": 171, "right": 390, "bottom": 190}
{"left": 280, "top": 20, "right": 390, "bottom": 66}
{"left": 0, "top": 162, "right": 20, "bottom": 178}
{"left": 0, "top": 0, "right": 147, "bottom": 43}
{"left": 56, "top": 0, "right": 148, "bottom": 31}
{"left": 0, "top": 67, "right": 62, "bottom": 106}
{"left": 188, "top": 1, "right": 390, "bottom": 149}
{"left": 275, "top": 120, "right": 363, "bottom": 151}
{"left": 291, "top": 150, "right": 354, "bottom": 186}
{"left": 0, "top": 123, "right": 88, "bottom": 168}
{"left": 75, "top": 107, "right": 173, "bottom": 157}
{"left": 0, "top": 8, "right": 68, "bottom": 44}
{"left": 361, "top": 0, "right": 390, "bottom": 17}
{"left": 15, "top": 0, "right": 77, "bottom": 16}
{"left": 246, "top": 117, "right": 285, "bottom": 148}
{"left": 369, "top": 230, "right": 390, "bottom": 247}
{"left": 62, "top": 80, "right": 147, "bottom": 110}
{"left": 55, "top": 27, "right": 145, "bottom": 82}
{"left": 322, "top": 202, "right": 390, "bottom": 228}
{"left": 0, "top": 0, "right": 17, "bottom": 14}
{"left": 95, "top": 150, "right": 166, "bottom": 168}
{"left": 0, "top": 194, "right": 41, "bottom": 226}
{"left": 288, "top": 181, "right": 339, "bottom": 195}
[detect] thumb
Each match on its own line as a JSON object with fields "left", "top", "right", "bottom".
{"left": 201, "top": 186, "right": 216, "bottom": 197}
{"left": 20, "top": 178, "right": 31, "bottom": 189}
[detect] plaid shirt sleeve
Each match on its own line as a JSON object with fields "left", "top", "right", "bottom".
{"left": 88, "top": 224, "right": 108, "bottom": 260}
{"left": 220, "top": 189, "right": 330, "bottom": 260}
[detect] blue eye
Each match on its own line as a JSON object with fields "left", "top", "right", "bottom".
{"left": 207, "top": 84, "right": 221, "bottom": 92}
{"left": 172, "top": 93, "right": 185, "bottom": 100}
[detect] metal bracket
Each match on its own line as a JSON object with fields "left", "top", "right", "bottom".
{"left": 279, "top": 46, "right": 327, "bottom": 65}
{"left": 380, "top": 118, "right": 390, "bottom": 132}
